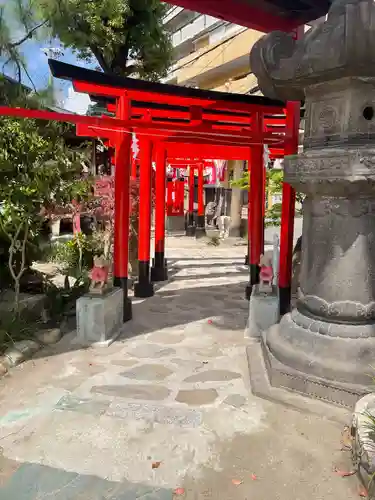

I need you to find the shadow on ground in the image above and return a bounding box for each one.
[0,460,173,500]
[30,256,250,361]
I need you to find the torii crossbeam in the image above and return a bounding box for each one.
[0,59,299,321]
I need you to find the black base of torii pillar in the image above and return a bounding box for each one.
[150,145,168,283]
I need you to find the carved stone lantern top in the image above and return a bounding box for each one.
[250,0,375,102]
[250,0,375,195]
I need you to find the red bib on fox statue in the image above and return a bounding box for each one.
[259,251,274,293]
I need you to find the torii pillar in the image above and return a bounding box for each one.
[151,144,168,282]
[195,163,206,238]
[134,138,154,298]
[250,0,375,406]
[186,166,196,236]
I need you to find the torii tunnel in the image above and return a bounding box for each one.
[0,59,299,323]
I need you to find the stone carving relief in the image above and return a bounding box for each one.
[296,291,375,323]
[249,0,375,102]
[284,150,375,194]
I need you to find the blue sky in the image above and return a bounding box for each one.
[2,3,95,113]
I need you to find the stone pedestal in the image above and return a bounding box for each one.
[195,215,206,239]
[246,285,279,338]
[51,219,60,237]
[249,0,375,406]
[186,225,196,236]
[166,215,185,233]
[76,288,123,346]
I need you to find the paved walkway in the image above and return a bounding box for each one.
[0,236,359,499]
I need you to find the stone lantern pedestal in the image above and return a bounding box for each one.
[249,0,375,407]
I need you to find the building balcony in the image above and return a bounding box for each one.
[163,6,199,32]
[171,14,220,48]
[167,28,263,88]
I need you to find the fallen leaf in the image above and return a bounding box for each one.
[232,479,243,486]
[152,461,162,469]
[359,487,368,497]
[251,474,257,480]
[341,426,353,451]
[174,487,185,495]
[333,467,356,477]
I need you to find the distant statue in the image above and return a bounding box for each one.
[205,201,217,227]
[90,254,111,294]
[217,215,231,239]
[259,251,274,293]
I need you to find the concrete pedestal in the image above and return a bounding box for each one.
[186,225,196,236]
[246,285,279,339]
[195,215,206,239]
[76,288,123,347]
[167,216,185,233]
[51,220,60,237]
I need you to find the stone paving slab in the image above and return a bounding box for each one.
[0,462,172,500]
[106,401,203,428]
[0,235,359,499]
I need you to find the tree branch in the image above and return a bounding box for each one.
[20,60,37,92]
[10,20,48,48]
[110,31,131,75]
[89,44,111,74]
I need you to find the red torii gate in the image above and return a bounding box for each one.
[0,59,299,322]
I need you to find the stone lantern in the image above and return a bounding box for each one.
[250,0,375,407]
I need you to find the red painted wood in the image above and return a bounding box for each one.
[138,138,153,262]
[0,106,287,146]
[166,143,251,160]
[131,158,137,179]
[278,101,300,288]
[155,145,167,253]
[175,179,185,216]
[114,95,131,280]
[189,166,195,214]
[198,164,204,217]
[74,82,284,115]
[108,104,286,127]
[163,0,298,33]
[249,114,264,267]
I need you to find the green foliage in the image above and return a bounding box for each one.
[0,117,90,222]
[43,273,90,321]
[4,0,172,82]
[231,168,305,226]
[265,202,282,228]
[48,232,104,276]
[0,311,40,354]
[0,116,91,308]
[39,0,172,79]
[0,2,48,89]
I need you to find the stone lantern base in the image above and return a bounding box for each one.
[260,325,372,409]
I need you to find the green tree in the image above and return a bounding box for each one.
[0,116,91,311]
[231,168,304,227]
[1,0,172,280]
[3,0,172,82]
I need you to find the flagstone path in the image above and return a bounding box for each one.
[0,235,359,499]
